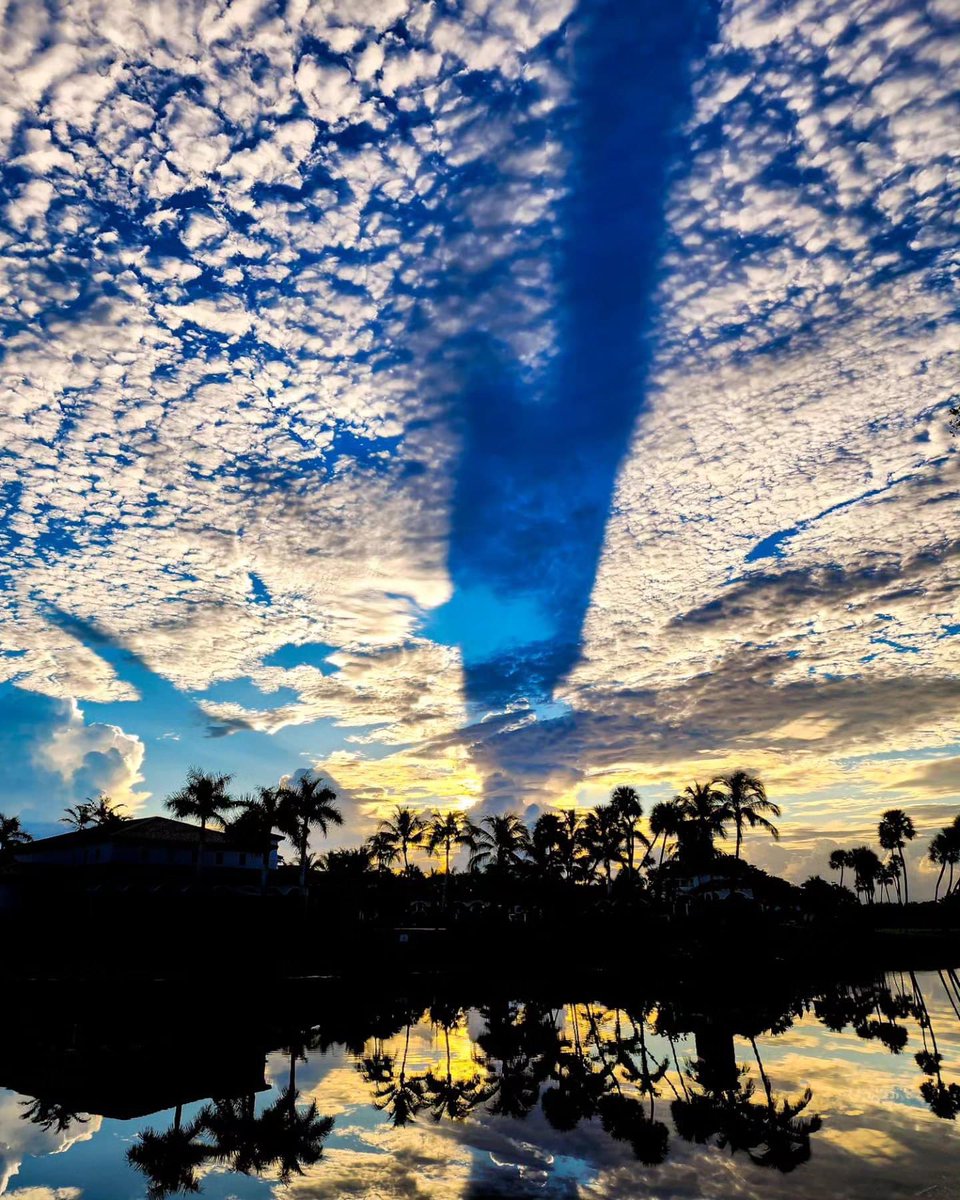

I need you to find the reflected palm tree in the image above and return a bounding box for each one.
[238,1088,334,1183]
[422,1004,484,1121]
[746,1036,822,1171]
[474,1001,561,1119]
[19,1096,88,1134]
[359,1021,428,1126]
[127,1103,212,1199]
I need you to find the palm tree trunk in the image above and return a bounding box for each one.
[299,827,309,892]
[900,847,909,904]
[735,819,742,860]
[443,840,450,910]
[174,1102,183,1132]
[935,860,946,901]
[197,819,207,877]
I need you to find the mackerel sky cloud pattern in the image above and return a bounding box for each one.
[0,0,957,891]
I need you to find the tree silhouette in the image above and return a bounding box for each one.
[0,812,32,862]
[582,804,623,894]
[425,810,470,906]
[165,768,235,874]
[127,1104,213,1199]
[609,786,647,874]
[377,806,425,874]
[715,771,779,859]
[675,782,731,868]
[229,786,283,892]
[529,812,567,880]
[19,1096,88,1135]
[276,774,341,891]
[928,816,960,900]
[466,813,530,873]
[61,794,128,831]
[878,809,916,903]
[557,809,587,880]
[648,799,683,871]
[366,829,401,873]
[828,848,852,890]
[849,845,883,903]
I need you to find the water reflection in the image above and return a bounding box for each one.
[2,969,959,1197]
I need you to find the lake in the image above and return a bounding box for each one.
[2,968,958,1198]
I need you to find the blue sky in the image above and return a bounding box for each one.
[0,0,958,889]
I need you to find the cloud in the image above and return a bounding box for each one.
[0,0,957,883]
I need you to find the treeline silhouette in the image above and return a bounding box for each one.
[3,766,951,911]
[6,967,960,1197]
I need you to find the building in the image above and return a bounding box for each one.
[11,815,279,874]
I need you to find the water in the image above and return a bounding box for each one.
[2,970,958,1198]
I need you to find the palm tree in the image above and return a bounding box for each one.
[928,819,960,899]
[229,786,283,892]
[849,845,883,904]
[0,812,32,862]
[878,809,916,904]
[165,768,235,873]
[609,786,646,874]
[877,860,900,904]
[377,806,425,874]
[425,810,470,906]
[88,794,129,826]
[366,830,400,873]
[276,774,342,891]
[61,803,94,830]
[647,799,683,870]
[828,848,852,890]
[715,771,780,859]
[530,812,566,879]
[675,782,731,868]
[61,795,128,829]
[557,809,587,880]
[426,810,469,875]
[582,804,624,894]
[466,813,530,873]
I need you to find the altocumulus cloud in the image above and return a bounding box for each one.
[0,0,957,883]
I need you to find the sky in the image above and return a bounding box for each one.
[0,0,958,891]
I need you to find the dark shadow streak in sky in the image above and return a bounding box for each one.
[442,2,720,718]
